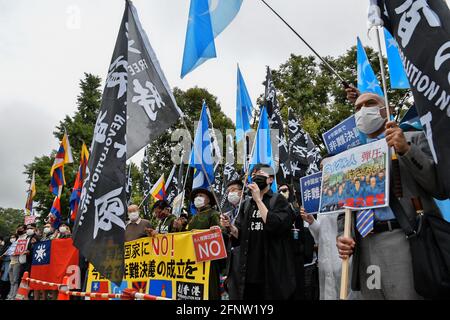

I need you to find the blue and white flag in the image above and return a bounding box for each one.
[236,65,253,144]
[181,0,243,78]
[249,106,277,193]
[357,37,384,96]
[383,28,410,89]
[189,102,215,190]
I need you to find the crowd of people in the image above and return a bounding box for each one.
[0,88,448,301]
[0,223,72,300]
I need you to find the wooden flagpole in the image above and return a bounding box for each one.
[340,208,352,300]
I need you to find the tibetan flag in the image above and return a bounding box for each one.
[30,238,79,290]
[25,171,37,215]
[49,196,62,229]
[357,37,384,96]
[150,174,166,201]
[181,0,243,78]
[70,143,89,221]
[49,132,74,195]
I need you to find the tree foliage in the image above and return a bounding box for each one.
[0,208,25,238]
[268,45,410,152]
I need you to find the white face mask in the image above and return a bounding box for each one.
[194,196,206,209]
[59,227,67,233]
[43,227,51,234]
[128,211,140,222]
[227,192,241,206]
[355,106,386,135]
[10,238,16,243]
[26,229,34,236]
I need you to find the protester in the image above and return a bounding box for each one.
[6,226,24,299]
[151,200,176,235]
[124,204,153,242]
[336,90,447,299]
[278,183,306,300]
[40,224,56,241]
[222,179,244,300]
[19,223,40,283]
[187,187,223,300]
[0,237,12,300]
[55,224,72,239]
[220,164,296,300]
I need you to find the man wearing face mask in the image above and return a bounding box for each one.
[337,90,447,299]
[220,164,295,300]
[125,204,153,242]
[187,187,222,300]
[40,224,56,241]
[150,200,176,235]
[221,179,244,300]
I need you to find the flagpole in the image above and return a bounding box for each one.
[373,26,403,199]
[232,107,264,224]
[181,116,222,214]
[259,0,349,88]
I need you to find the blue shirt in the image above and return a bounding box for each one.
[366,135,396,221]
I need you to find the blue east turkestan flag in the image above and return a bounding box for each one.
[249,106,277,193]
[189,102,215,190]
[383,28,410,89]
[236,65,253,143]
[181,0,243,78]
[357,37,384,97]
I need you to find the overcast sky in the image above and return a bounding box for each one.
[0,0,385,209]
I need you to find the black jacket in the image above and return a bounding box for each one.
[232,191,296,300]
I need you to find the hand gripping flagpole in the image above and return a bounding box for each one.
[372,25,403,199]
[259,0,350,88]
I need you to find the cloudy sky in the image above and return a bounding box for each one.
[0,0,382,209]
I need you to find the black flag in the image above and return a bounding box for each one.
[265,67,291,185]
[73,3,129,284]
[220,134,240,210]
[369,0,450,196]
[125,164,132,205]
[165,164,180,204]
[126,0,183,159]
[141,147,152,218]
[288,108,310,180]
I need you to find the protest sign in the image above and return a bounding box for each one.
[24,215,36,226]
[14,239,29,256]
[86,231,210,300]
[192,228,227,263]
[300,172,322,214]
[319,139,389,214]
[322,115,362,155]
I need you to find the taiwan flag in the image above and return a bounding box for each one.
[91,281,110,300]
[30,238,79,290]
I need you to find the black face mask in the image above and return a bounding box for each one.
[252,175,269,190]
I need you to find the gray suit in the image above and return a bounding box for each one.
[338,131,446,299]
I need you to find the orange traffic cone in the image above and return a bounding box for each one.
[57,276,70,300]
[15,271,30,300]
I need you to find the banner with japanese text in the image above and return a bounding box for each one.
[86,231,210,300]
[322,115,362,156]
[319,139,389,214]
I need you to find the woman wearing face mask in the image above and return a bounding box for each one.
[187,188,222,300]
[56,224,72,239]
[6,227,24,300]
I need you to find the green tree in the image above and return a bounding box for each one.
[141,87,235,210]
[0,208,25,238]
[23,73,102,223]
